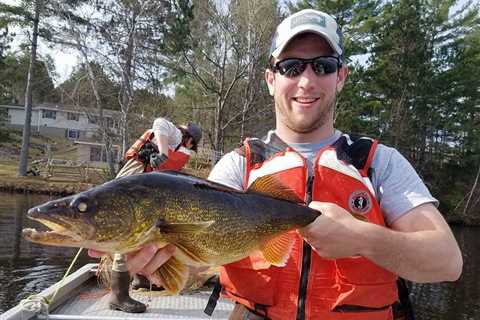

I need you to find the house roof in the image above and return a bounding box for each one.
[0,103,122,117]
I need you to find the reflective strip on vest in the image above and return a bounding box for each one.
[247,151,304,188]
[317,149,376,196]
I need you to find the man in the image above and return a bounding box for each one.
[119,117,202,290]
[119,118,202,175]
[92,9,462,320]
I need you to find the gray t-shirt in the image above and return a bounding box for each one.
[152,117,183,150]
[208,130,438,225]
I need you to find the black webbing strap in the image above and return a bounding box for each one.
[397,278,416,320]
[204,279,222,316]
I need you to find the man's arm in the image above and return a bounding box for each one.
[154,133,170,156]
[301,202,463,283]
[150,118,182,168]
[151,118,182,155]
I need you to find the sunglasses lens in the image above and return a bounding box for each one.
[277,59,306,77]
[312,58,338,75]
[274,56,339,78]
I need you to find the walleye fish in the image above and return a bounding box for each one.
[23,171,319,294]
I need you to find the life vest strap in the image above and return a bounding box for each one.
[204,279,222,316]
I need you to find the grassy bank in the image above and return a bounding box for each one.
[0,160,96,195]
[0,129,210,195]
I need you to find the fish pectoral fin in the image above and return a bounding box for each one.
[259,232,295,267]
[175,242,209,265]
[156,219,214,234]
[152,255,189,295]
[247,174,303,204]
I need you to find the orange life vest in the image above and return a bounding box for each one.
[219,133,398,320]
[124,130,190,172]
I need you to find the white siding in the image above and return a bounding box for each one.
[2,105,119,137]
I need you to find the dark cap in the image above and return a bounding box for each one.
[180,122,202,152]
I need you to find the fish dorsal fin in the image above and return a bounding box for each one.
[247,174,303,204]
[156,219,214,234]
[259,232,295,267]
[152,255,189,295]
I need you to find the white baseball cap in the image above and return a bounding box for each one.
[269,9,344,60]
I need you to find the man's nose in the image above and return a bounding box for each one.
[297,64,318,89]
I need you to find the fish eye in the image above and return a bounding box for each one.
[77,202,88,212]
[70,196,92,214]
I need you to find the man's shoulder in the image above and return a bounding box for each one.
[208,151,245,190]
[153,117,175,126]
[372,143,398,165]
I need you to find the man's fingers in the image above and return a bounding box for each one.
[126,244,159,274]
[141,244,176,276]
[126,244,176,275]
[88,249,106,258]
[308,201,331,212]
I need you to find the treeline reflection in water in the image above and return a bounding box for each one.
[0,192,478,319]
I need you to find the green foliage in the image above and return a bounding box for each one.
[58,62,120,111]
[0,52,58,104]
[289,0,480,219]
[0,107,9,141]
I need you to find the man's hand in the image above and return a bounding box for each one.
[150,153,168,169]
[299,201,365,259]
[301,202,463,282]
[88,244,176,287]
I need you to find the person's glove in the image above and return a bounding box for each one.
[150,153,168,169]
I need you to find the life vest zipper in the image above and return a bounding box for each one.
[296,175,314,320]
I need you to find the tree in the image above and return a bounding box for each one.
[50,0,194,160]
[163,0,279,158]
[0,0,85,175]
[0,52,58,105]
[18,0,41,176]
[0,13,13,62]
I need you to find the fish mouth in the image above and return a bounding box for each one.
[22,207,95,246]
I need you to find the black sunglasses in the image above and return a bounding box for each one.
[271,56,341,78]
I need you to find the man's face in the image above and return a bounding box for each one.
[183,136,194,150]
[265,33,348,141]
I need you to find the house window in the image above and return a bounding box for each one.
[42,110,56,119]
[90,146,103,162]
[106,117,114,128]
[67,112,79,121]
[67,129,80,140]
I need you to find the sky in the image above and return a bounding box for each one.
[2,0,472,86]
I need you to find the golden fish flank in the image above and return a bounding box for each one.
[23,171,320,294]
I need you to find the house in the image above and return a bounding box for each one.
[0,103,122,166]
[0,103,120,140]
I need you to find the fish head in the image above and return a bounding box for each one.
[22,180,148,253]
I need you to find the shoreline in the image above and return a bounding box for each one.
[0,175,94,196]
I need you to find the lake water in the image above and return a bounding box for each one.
[0,191,478,319]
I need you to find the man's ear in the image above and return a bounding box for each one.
[335,64,349,93]
[265,69,275,96]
